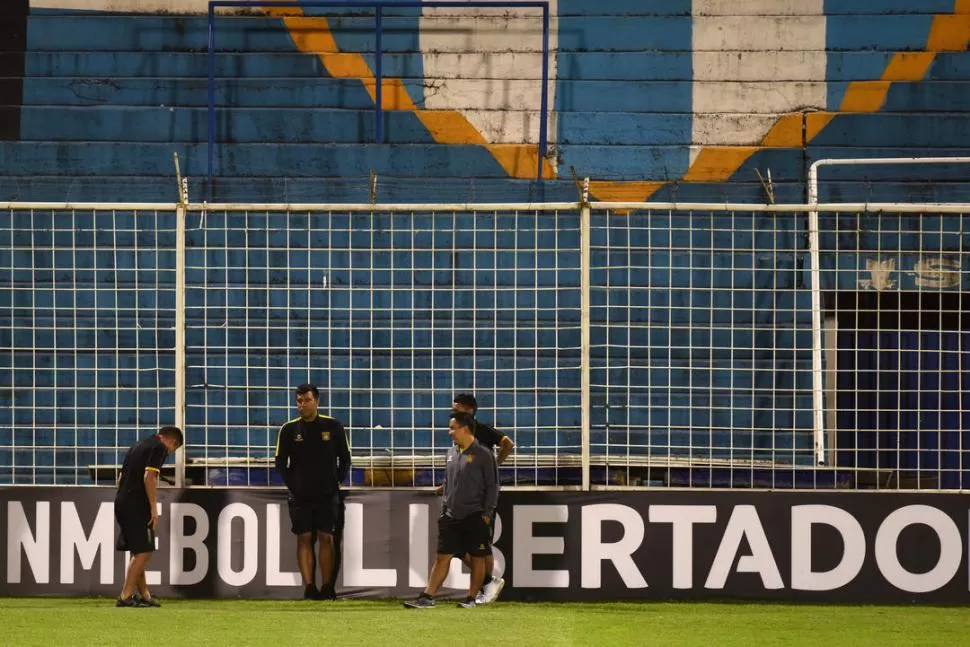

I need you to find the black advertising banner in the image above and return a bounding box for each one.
[1,487,968,604]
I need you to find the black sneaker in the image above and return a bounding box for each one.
[403,594,435,609]
[115,596,138,608]
[303,584,319,600]
[319,584,336,601]
[456,596,477,609]
[135,595,161,608]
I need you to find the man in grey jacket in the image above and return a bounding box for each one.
[404,411,498,609]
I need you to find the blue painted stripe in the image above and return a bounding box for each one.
[827,53,896,82]
[826,15,934,51]
[558,0,690,15]
[558,114,690,145]
[29,14,663,53]
[827,81,970,112]
[823,0,956,14]
[810,114,970,148]
[556,146,687,179]
[22,78,380,108]
[23,77,707,112]
[722,149,808,183]
[24,52,327,78]
[25,51,693,82]
[0,176,578,203]
[819,182,970,203]
[647,183,805,204]
[929,54,970,80]
[557,16,690,51]
[883,81,970,111]
[0,142,512,177]
[19,106,438,144]
[807,147,970,178]
[27,14,449,53]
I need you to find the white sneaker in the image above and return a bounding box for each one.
[475,590,487,605]
[481,577,505,604]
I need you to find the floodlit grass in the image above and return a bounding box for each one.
[1,598,968,646]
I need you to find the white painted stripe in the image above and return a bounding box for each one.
[692,114,795,146]
[693,82,827,114]
[693,0,826,16]
[693,16,826,51]
[693,51,827,82]
[692,1,826,147]
[31,0,244,12]
[420,2,557,144]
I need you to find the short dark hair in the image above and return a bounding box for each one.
[453,393,478,412]
[158,425,184,448]
[296,383,319,399]
[450,411,475,431]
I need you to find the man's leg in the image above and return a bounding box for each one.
[297,532,315,588]
[317,532,335,596]
[120,552,152,601]
[424,553,454,596]
[136,559,151,599]
[468,556,486,601]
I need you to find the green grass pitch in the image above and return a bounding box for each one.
[2,598,968,646]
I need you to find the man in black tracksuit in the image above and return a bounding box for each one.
[114,425,183,608]
[405,411,498,609]
[275,383,351,600]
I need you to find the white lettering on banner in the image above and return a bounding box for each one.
[491,513,506,579]
[6,502,50,584]
[705,505,783,590]
[169,503,209,586]
[790,505,865,591]
[512,505,569,588]
[874,505,961,594]
[343,503,397,587]
[265,504,300,586]
[216,503,258,587]
[581,504,647,589]
[648,505,717,589]
[59,502,113,585]
[408,504,429,588]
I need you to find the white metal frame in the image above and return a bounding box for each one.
[807,157,970,466]
[4,199,970,491]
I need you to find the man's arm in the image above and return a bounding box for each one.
[274,424,295,492]
[335,422,351,485]
[144,443,166,529]
[480,448,498,520]
[144,470,159,529]
[496,434,515,466]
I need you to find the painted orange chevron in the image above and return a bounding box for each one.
[590,4,970,203]
[266,6,555,180]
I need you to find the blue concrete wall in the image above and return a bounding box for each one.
[2,1,970,483]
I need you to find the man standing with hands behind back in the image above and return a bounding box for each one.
[275,383,351,600]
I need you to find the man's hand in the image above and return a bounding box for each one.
[149,510,158,530]
[481,514,491,526]
[434,484,444,495]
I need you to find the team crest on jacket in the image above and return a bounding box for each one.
[465,455,475,463]
[295,433,304,442]
[321,431,330,441]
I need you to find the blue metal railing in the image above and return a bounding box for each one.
[207,0,551,199]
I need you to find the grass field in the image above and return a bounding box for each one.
[2,598,968,646]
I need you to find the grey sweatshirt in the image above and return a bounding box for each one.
[441,438,499,519]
